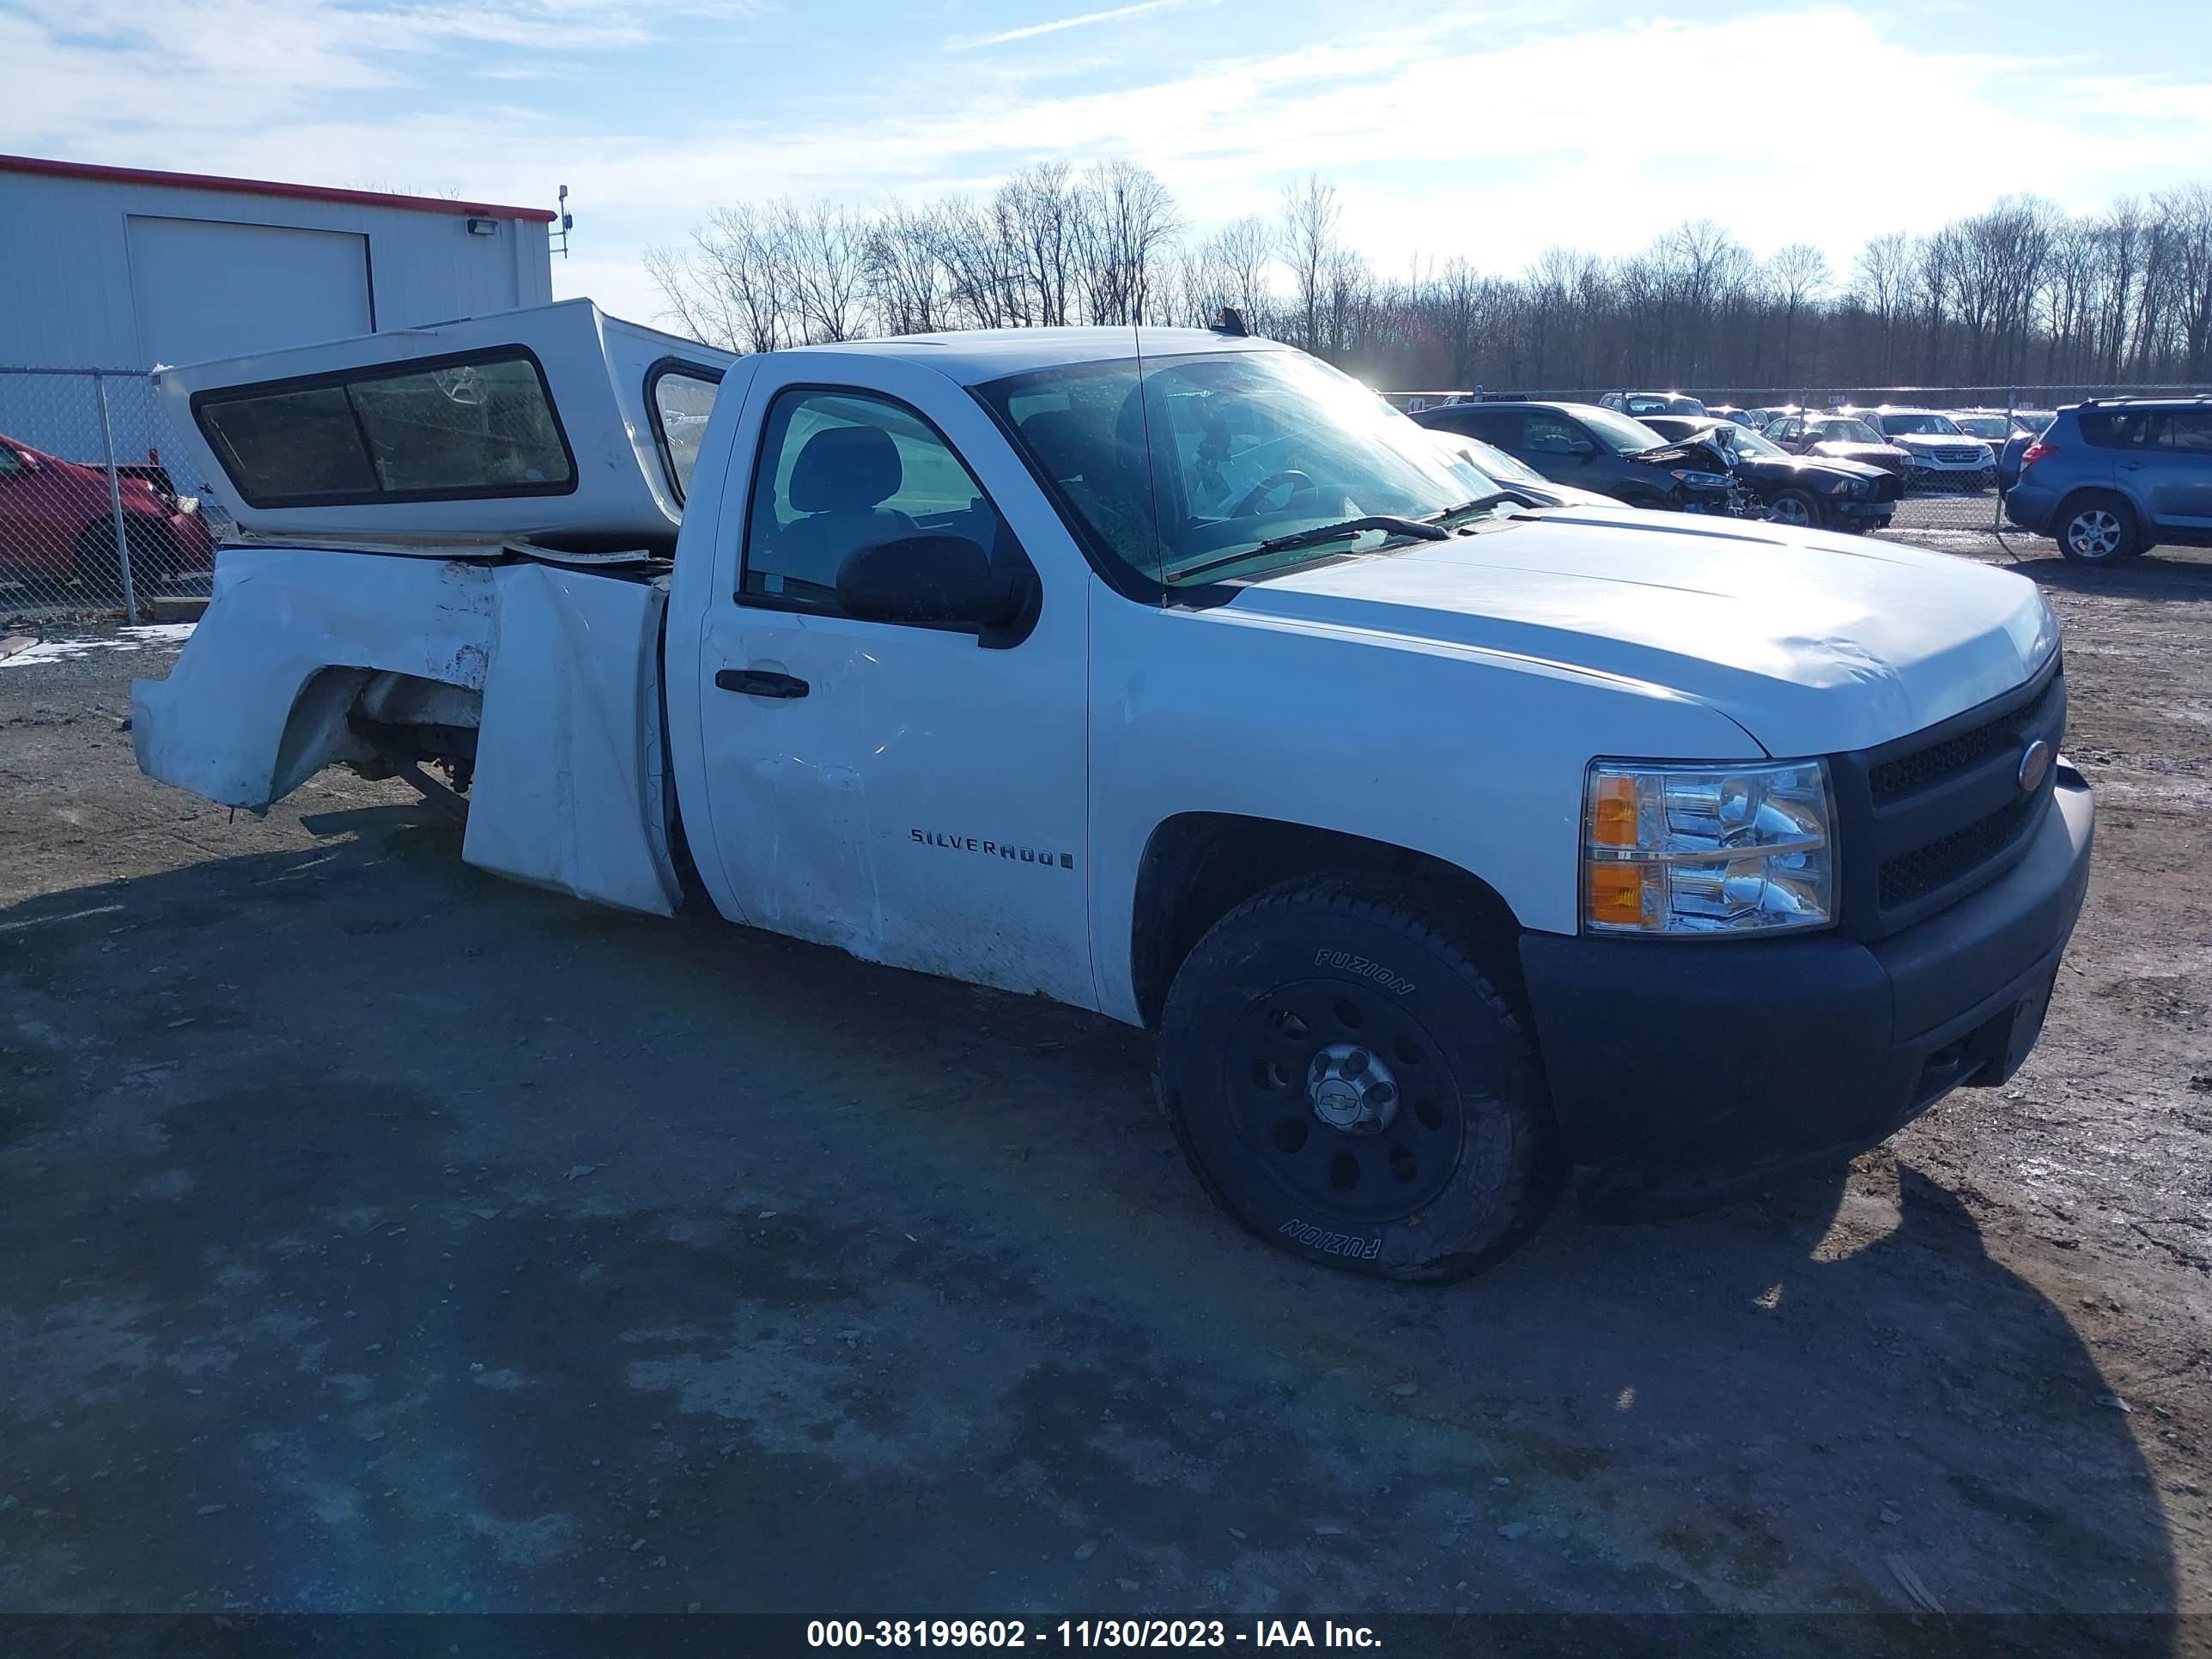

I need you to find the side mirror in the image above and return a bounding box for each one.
[836,532,1036,644]
[1565,437,1596,459]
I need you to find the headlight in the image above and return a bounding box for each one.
[1668,469,1733,488]
[1583,759,1835,936]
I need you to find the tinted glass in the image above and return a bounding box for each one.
[744,388,1003,611]
[196,350,571,506]
[200,385,379,500]
[349,359,569,493]
[979,349,1498,587]
[651,367,721,501]
[2166,410,2212,453]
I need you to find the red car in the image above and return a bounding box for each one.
[0,434,215,598]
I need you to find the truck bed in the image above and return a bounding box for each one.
[133,543,684,916]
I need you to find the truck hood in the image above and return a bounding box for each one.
[1215,514,2055,757]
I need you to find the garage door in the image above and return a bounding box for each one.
[127,216,373,368]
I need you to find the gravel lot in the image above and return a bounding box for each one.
[1,538,2207,1639]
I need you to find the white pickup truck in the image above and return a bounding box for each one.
[134,300,2093,1280]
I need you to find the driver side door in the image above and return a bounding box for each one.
[688,361,1097,1008]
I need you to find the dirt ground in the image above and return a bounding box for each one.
[1,538,2207,1640]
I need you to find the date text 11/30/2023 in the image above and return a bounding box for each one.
[806,1620,1384,1649]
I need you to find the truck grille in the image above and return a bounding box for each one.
[1879,792,2040,908]
[1830,661,2065,939]
[1869,672,2063,805]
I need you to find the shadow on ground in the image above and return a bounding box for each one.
[0,807,2180,1640]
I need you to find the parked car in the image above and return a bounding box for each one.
[1838,408,1997,491]
[1639,416,1899,532]
[2003,397,2212,562]
[0,433,214,597]
[1424,429,1622,509]
[1600,391,1710,418]
[1703,404,1754,427]
[1742,405,1802,432]
[1413,401,1743,514]
[1990,413,2058,492]
[133,303,2094,1279]
[1764,413,1911,477]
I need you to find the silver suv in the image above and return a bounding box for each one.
[1841,407,1997,491]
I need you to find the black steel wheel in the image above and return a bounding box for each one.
[1156,878,1559,1281]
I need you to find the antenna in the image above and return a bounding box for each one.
[553,185,574,258]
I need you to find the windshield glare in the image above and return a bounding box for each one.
[1577,405,1668,454]
[977,349,1504,586]
[1815,419,1881,443]
[1881,411,1964,436]
[1718,422,1785,458]
[1952,415,2010,438]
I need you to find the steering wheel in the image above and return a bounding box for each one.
[1231,470,1315,518]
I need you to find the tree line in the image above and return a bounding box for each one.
[646,162,2212,394]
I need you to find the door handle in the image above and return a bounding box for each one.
[715,668,810,700]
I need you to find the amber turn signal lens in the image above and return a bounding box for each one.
[1590,774,1638,847]
[1586,863,1646,927]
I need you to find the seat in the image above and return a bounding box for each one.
[773,424,917,594]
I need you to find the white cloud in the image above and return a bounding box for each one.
[3,0,2207,328]
[949,0,1209,52]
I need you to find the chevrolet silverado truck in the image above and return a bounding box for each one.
[132,301,2094,1281]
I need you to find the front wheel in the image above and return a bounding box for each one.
[1156,878,1559,1281]
[1765,489,1820,529]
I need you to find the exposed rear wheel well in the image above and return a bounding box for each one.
[1129,812,1524,1030]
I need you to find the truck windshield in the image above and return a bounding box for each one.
[975,349,1503,587]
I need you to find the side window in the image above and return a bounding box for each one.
[1522,412,1583,454]
[742,388,1005,612]
[1773,418,1802,442]
[2166,410,2212,453]
[647,362,722,504]
[0,447,21,478]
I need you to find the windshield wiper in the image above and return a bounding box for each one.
[1423,489,1553,522]
[1174,514,1450,583]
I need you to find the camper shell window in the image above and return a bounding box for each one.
[191,347,578,509]
[645,358,726,506]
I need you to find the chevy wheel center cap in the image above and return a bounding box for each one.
[2017,738,2054,795]
[1312,1081,1364,1129]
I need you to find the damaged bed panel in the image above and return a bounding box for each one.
[463,563,681,916]
[131,548,679,917]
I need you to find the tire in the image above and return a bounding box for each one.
[2054,494,2139,563]
[1765,489,1820,529]
[1155,877,1559,1282]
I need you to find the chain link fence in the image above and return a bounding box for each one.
[0,368,218,629]
[1395,383,2210,544]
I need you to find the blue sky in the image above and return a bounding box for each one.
[4,0,2210,327]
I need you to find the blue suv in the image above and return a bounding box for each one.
[2004,398,2212,562]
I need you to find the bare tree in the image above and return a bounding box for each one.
[1768,243,1831,382]
[1279,174,1341,355]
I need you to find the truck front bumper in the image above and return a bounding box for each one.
[1518,769,2094,1174]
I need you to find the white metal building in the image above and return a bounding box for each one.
[0,153,556,371]
[0,154,556,467]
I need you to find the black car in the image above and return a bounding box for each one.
[1412,400,1743,514]
[1641,416,1900,532]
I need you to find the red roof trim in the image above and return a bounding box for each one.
[0,153,557,222]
